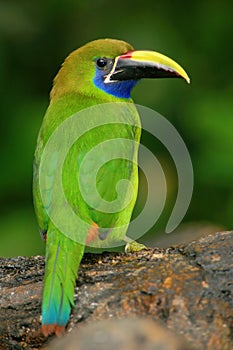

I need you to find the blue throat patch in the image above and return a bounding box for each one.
[93,68,139,99]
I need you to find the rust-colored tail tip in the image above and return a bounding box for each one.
[55,325,66,336]
[41,324,65,337]
[41,324,56,337]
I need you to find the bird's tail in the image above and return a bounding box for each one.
[41,228,85,336]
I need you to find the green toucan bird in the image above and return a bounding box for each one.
[33,38,189,336]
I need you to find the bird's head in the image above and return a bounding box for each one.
[51,38,189,100]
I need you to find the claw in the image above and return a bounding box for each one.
[124,238,147,253]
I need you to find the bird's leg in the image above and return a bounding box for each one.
[123,236,147,253]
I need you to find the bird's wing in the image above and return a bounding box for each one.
[75,120,140,238]
[33,132,54,238]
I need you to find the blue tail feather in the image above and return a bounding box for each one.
[41,229,84,328]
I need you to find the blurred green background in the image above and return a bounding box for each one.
[1,0,232,257]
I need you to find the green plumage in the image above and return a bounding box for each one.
[33,38,189,336]
[33,39,140,336]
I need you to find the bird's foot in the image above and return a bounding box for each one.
[124,236,147,253]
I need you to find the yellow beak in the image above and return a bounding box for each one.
[105,50,190,84]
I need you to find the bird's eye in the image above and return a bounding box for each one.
[96,58,108,69]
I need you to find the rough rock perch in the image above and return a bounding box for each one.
[0,231,232,349]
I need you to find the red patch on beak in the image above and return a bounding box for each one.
[119,51,134,59]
